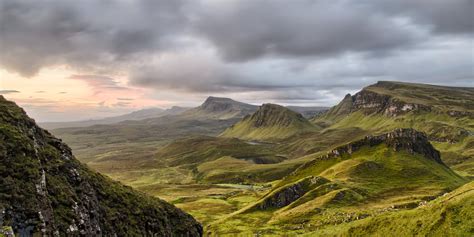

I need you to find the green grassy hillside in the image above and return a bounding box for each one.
[221,104,318,141]
[40,81,473,235]
[312,81,474,176]
[207,129,467,235]
[0,96,202,236]
[310,181,474,236]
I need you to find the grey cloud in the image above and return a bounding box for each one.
[367,0,473,35]
[0,0,472,109]
[193,0,425,62]
[1,0,472,78]
[0,0,189,76]
[193,0,472,62]
[0,90,20,94]
[117,98,134,101]
[130,36,473,103]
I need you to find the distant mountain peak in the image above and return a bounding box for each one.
[201,96,240,110]
[182,96,257,120]
[203,96,234,103]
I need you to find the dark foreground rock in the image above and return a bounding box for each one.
[0,96,202,236]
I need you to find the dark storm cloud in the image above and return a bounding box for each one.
[193,0,473,62]
[193,0,423,62]
[0,0,189,76]
[0,0,472,105]
[367,0,474,35]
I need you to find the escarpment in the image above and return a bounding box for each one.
[294,128,445,179]
[254,176,330,210]
[351,89,432,116]
[0,96,202,236]
[324,128,443,164]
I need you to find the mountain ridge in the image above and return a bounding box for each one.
[317,81,474,123]
[180,96,258,120]
[41,106,189,129]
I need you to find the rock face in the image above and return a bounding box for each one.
[257,176,329,210]
[326,89,431,118]
[322,81,474,119]
[351,89,431,116]
[0,96,202,236]
[324,128,443,164]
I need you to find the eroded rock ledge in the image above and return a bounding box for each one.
[323,128,442,164]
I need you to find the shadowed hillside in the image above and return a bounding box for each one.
[0,96,202,236]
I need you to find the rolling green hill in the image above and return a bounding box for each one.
[221,103,318,141]
[311,81,474,176]
[310,180,474,236]
[207,129,467,235]
[0,96,202,236]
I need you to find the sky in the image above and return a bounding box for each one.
[0,0,473,122]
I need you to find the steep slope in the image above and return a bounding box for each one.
[313,181,474,236]
[208,129,466,235]
[313,81,474,176]
[0,96,202,236]
[181,96,258,120]
[41,106,189,129]
[316,81,473,122]
[221,104,318,141]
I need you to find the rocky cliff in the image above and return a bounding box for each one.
[0,96,202,236]
[294,128,444,176]
[320,81,474,120]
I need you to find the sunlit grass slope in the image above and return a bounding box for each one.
[312,81,474,176]
[310,181,474,237]
[207,129,466,235]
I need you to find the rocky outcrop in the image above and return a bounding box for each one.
[257,176,328,210]
[323,81,473,119]
[351,90,431,117]
[323,128,443,164]
[0,96,202,236]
